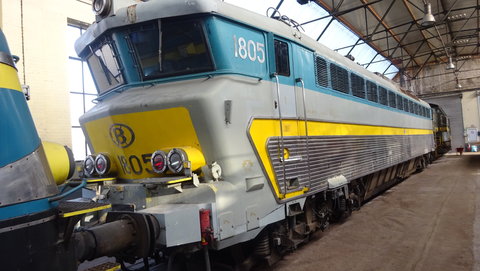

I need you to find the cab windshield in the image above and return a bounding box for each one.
[128,19,214,80]
[86,39,124,94]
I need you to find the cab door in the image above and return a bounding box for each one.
[270,36,311,197]
[273,38,297,118]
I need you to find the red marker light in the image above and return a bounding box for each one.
[94,154,110,176]
[151,150,167,174]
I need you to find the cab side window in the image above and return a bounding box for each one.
[274,39,290,76]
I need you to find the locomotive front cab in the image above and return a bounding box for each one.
[77,8,273,183]
[78,14,222,181]
[85,17,215,95]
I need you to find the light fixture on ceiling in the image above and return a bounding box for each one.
[453,38,470,45]
[456,55,472,61]
[456,78,462,89]
[446,56,455,70]
[421,2,436,27]
[447,13,467,21]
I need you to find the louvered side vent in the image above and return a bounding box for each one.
[366,81,378,102]
[267,134,434,196]
[330,63,349,94]
[378,87,388,105]
[315,56,329,87]
[351,73,365,98]
[388,91,396,108]
[396,95,403,110]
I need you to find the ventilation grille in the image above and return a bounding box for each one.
[397,95,404,110]
[378,87,388,105]
[330,63,349,94]
[366,81,378,102]
[267,134,434,196]
[351,73,365,98]
[315,56,328,87]
[388,91,396,108]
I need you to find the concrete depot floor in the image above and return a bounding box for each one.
[271,153,480,271]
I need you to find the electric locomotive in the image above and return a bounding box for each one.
[430,103,451,156]
[73,0,435,267]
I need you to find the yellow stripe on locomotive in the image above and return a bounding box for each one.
[83,107,206,179]
[0,63,22,92]
[249,118,434,199]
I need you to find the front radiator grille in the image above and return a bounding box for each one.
[267,134,433,195]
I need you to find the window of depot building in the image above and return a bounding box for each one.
[128,19,214,80]
[68,22,94,160]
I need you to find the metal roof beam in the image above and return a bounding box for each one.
[365,52,380,69]
[360,0,419,66]
[312,3,479,47]
[364,0,396,41]
[301,0,383,26]
[333,21,480,53]
[413,52,435,79]
[314,0,346,41]
[316,17,335,41]
[382,22,416,63]
[270,0,284,17]
[451,7,479,42]
[312,0,394,67]
[363,5,479,41]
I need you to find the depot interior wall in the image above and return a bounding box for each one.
[410,59,480,144]
[0,0,94,147]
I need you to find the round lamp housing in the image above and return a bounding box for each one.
[151,150,168,174]
[167,148,188,174]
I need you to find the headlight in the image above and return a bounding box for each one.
[167,148,187,174]
[92,0,112,16]
[151,150,167,174]
[83,155,96,177]
[94,153,115,176]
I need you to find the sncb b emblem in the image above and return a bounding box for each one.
[109,124,135,148]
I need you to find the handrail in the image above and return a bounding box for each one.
[271,73,286,195]
[296,78,312,189]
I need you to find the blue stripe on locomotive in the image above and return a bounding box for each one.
[205,16,430,120]
[0,88,41,167]
[0,29,10,53]
[0,199,57,220]
[206,16,269,79]
[97,15,430,120]
[0,30,41,167]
